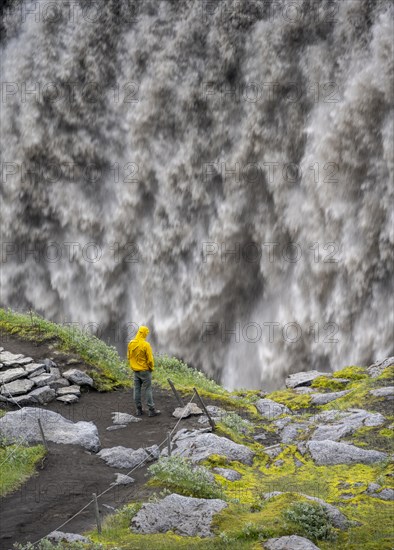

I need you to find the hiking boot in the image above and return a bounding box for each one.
[148,409,161,417]
[136,408,144,416]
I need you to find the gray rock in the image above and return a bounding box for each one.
[131,493,227,537]
[370,386,394,398]
[370,488,394,501]
[25,363,46,377]
[56,394,79,404]
[111,412,141,424]
[264,535,320,549]
[274,459,284,467]
[2,354,33,367]
[264,445,282,459]
[0,408,100,451]
[57,385,81,396]
[47,531,89,544]
[62,369,94,387]
[254,433,267,442]
[31,373,58,388]
[367,482,381,493]
[274,417,292,430]
[367,357,394,378]
[1,378,35,396]
[97,446,148,469]
[285,371,332,389]
[280,422,310,444]
[43,358,57,372]
[212,467,242,481]
[49,367,61,378]
[7,393,37,406]
[112,473,135,485]
[293,386,315,394]
[332,378,351,384]
[173,403,203,418]
[0,394,8,403]
[49,378,70,390]
[294,458,303,467]
[0,351,23,364]
[310,390,350,405]
[0,367,26,384]
[168,429,254,465]
[106,424,127,431]
[307,440,387,465]
[262,492,348,529]
[255,398,291,419]
[29,386,56,405]
[145,444,161,461]
[310,409,386,442]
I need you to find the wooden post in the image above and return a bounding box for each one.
[193,387,216,430]
[37,419,48,451]
[92,493,102,534]
[167,378,184,407]
[167,431,172,456]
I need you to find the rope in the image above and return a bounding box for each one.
[31,390,198,546]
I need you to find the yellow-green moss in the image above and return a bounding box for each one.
[333,366,368,380]
[376,365,394,381]
[266,389,312,410]
[311,376,352,391]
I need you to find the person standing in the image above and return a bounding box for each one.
[127,325,161,417]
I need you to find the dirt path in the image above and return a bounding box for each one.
[0,333,204,549]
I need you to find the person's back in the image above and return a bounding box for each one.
[127,326,160,417]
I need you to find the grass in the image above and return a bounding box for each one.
[0,443,46,496]
[2,308,394,549]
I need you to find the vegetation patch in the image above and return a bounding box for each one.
[0,443,46,496]
[283,500,336,542]
[147,455,224,499]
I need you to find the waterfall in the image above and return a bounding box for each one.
[1,0,393,389]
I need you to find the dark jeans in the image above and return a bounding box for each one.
[134,370,154,410]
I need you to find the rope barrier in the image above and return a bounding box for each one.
[31,389,198,546]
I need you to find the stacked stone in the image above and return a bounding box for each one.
[0,348,94,406]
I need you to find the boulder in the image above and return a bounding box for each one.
[263,445,283,459]
[255,398,291,419]
[47,532,89,544]
[307,440,387,465]
[0,367,26,384]
[173,403,203,418]
[29,386,56,405]
[57,394,79,404]
[366,483,394,500]
[285,371,332,389]
[264,535,320,549]
[145,444,161,460]
[1,378,35,396]
[367,357,394,378]
[310,390,350,405]
[168,429,254,465]
[131,493,227,537]
[310,409,386,442]
[254,433,267,442]
[62,369,94,387]
[111,412,141,424]
[0,351,23,364]
[0,408,100,452]
[7,393,37,406]
[293,386,315,394]
[57,385,81,396]
[97,446,148,469]
[212,467,242,481]
[370,387,394,398]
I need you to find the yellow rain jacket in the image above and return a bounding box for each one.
[127,326,155,372]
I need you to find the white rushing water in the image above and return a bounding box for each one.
[1,0,393,389]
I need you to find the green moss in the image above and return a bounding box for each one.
[332,366,368,380]
[376,365,394,381]
[0,444,46,496]
[311,376,352,391]
[266,389,312,410]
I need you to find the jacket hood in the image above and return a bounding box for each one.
[130,326,150,351]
